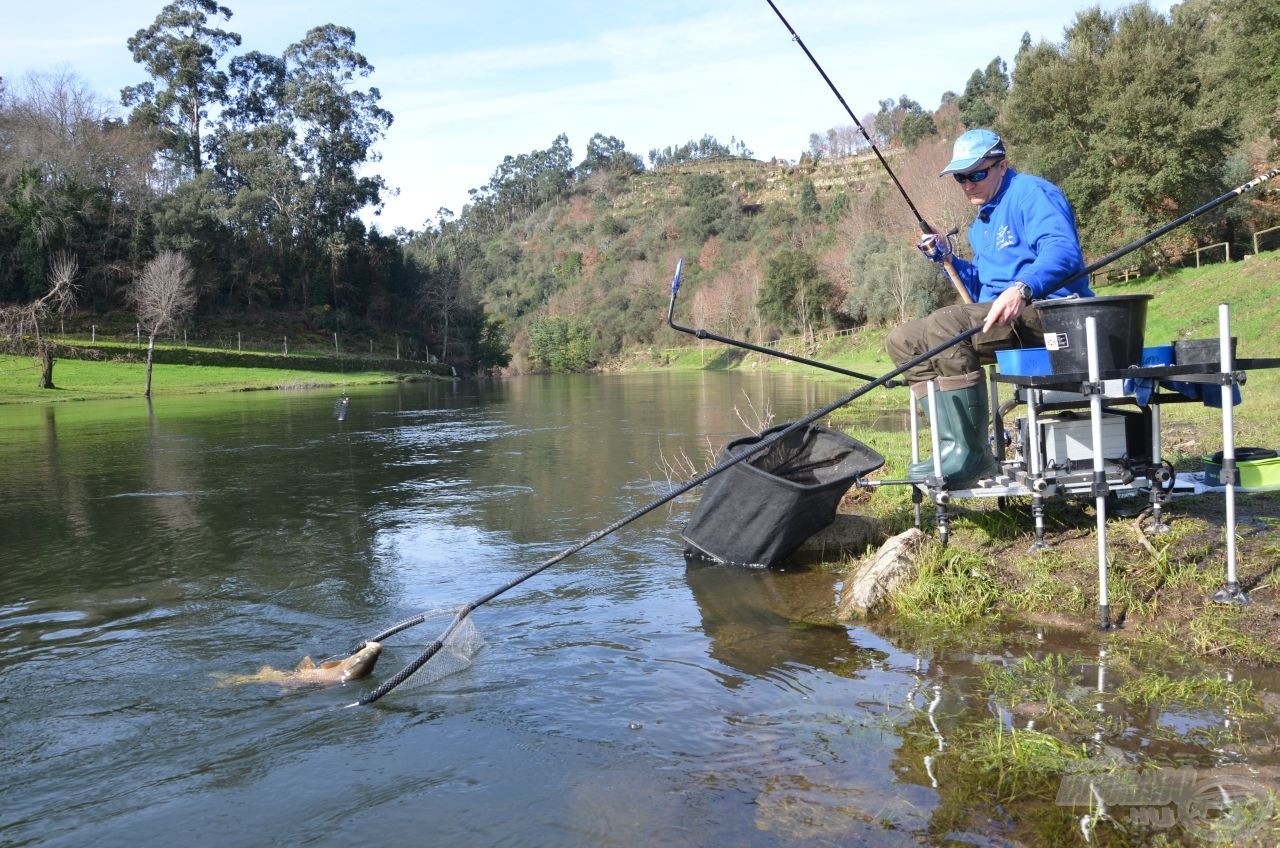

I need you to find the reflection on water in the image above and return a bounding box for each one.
[684,561,882,684]
[1,373,1275,847]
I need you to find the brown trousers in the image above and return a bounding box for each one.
[885,302,1044,391]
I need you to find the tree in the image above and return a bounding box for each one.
[128,250,197,397]
[0,252,78,388]
[123,0,242,175]
[527,315,594,372]
[646,135,741,168]
[0,70,155,308]
[1191,0,1280,156]
[466,135,574,230]
[874,96,937,148]
[579,133,642,177]
[283,25,392,233]
[956,58,1009,129]
[681,173,745,242]
[798,179,821,222]
[839,233,951,326]
[758,249,832,338]
[1004,5,1235,257]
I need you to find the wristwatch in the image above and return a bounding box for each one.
[1012,281,1034,303]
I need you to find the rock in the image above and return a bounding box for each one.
[795,513,882,560]
[836,528,928,619]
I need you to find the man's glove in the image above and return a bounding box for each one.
[916,232,953,263]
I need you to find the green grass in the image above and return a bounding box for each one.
[985,654,1095,723]
[0,353,421,404]
[1113,666,1258,713]
[889,543,1004,632]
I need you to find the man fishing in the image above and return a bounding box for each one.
[886,128,1093,487]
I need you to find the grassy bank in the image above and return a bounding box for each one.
[0,353,438,404]
[632,256,1280,663]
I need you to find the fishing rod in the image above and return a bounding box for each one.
[764,0,973,304]
[349,322,983,706]
[665,259,884,383]
[352,162,1277,705]
[1067,166,1280,285]
[666,161,1275,386]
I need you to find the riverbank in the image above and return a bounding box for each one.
[0,352,446,404]
[817,448,1280,846]
[840,483,1280,659]
[634,255,1280,663]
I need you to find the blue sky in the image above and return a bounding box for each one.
[3,0,1174,233]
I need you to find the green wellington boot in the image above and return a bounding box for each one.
[908,383,1000,487]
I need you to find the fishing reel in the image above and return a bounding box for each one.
[917,227,960,263]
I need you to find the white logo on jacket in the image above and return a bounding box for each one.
[995,225,1016,250]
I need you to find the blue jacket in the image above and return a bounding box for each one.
[950,167,1092,303]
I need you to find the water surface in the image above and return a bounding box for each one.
[1,373,1273,847]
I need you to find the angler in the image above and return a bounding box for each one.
[887,129,1094,488]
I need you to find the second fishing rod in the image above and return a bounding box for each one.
[765,0,973,304]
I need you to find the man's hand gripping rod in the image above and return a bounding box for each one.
[765,0,972,304]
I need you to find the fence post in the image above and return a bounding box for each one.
[136,323,141,347]
[283,337,288,356]
[92,325,96,343]
[237,332,241,352]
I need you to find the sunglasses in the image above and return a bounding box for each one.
[953,163,1001,184]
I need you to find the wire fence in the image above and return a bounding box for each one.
[47,321,437,366]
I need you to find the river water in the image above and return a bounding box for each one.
[1,373,1275,847]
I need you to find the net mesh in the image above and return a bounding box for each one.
[392,606,485,688]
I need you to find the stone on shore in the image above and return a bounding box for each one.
[836,528,928,619]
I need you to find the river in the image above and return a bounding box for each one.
[1,372,1274,847]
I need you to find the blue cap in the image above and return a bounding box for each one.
[939,129,1006,176]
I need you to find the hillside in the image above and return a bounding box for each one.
[454,139,1277,376]
[5,2,1277,378]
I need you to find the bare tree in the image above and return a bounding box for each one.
[128,251,197,397]
[0,252,79,388]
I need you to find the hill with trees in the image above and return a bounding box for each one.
[2,0,1277,377]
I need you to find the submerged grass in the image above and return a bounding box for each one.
[917,708,1280,847]
[945,720,1086,803]
[985,654,1096,723]
[919,718,1097,844]
[897,642,1276,846]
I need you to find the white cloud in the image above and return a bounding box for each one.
[3,0,1173,233]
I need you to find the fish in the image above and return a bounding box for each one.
[215,640,382,688]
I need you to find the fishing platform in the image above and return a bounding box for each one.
[894,298,1280,628]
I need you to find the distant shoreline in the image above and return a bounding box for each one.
[0,353,448,405]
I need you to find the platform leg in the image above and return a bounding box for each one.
[1028,494,1051,553]
[1086,318,1115,631]
[1211,304,1250,606]
[936,498,951,548]
[1146,402,1171,534]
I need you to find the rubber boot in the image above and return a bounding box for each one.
[908,383,999,487]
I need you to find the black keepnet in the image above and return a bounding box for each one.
[681,423,884,568]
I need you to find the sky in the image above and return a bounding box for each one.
[3,0,1176,234]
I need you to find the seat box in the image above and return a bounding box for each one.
[1040,412,1129,466]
